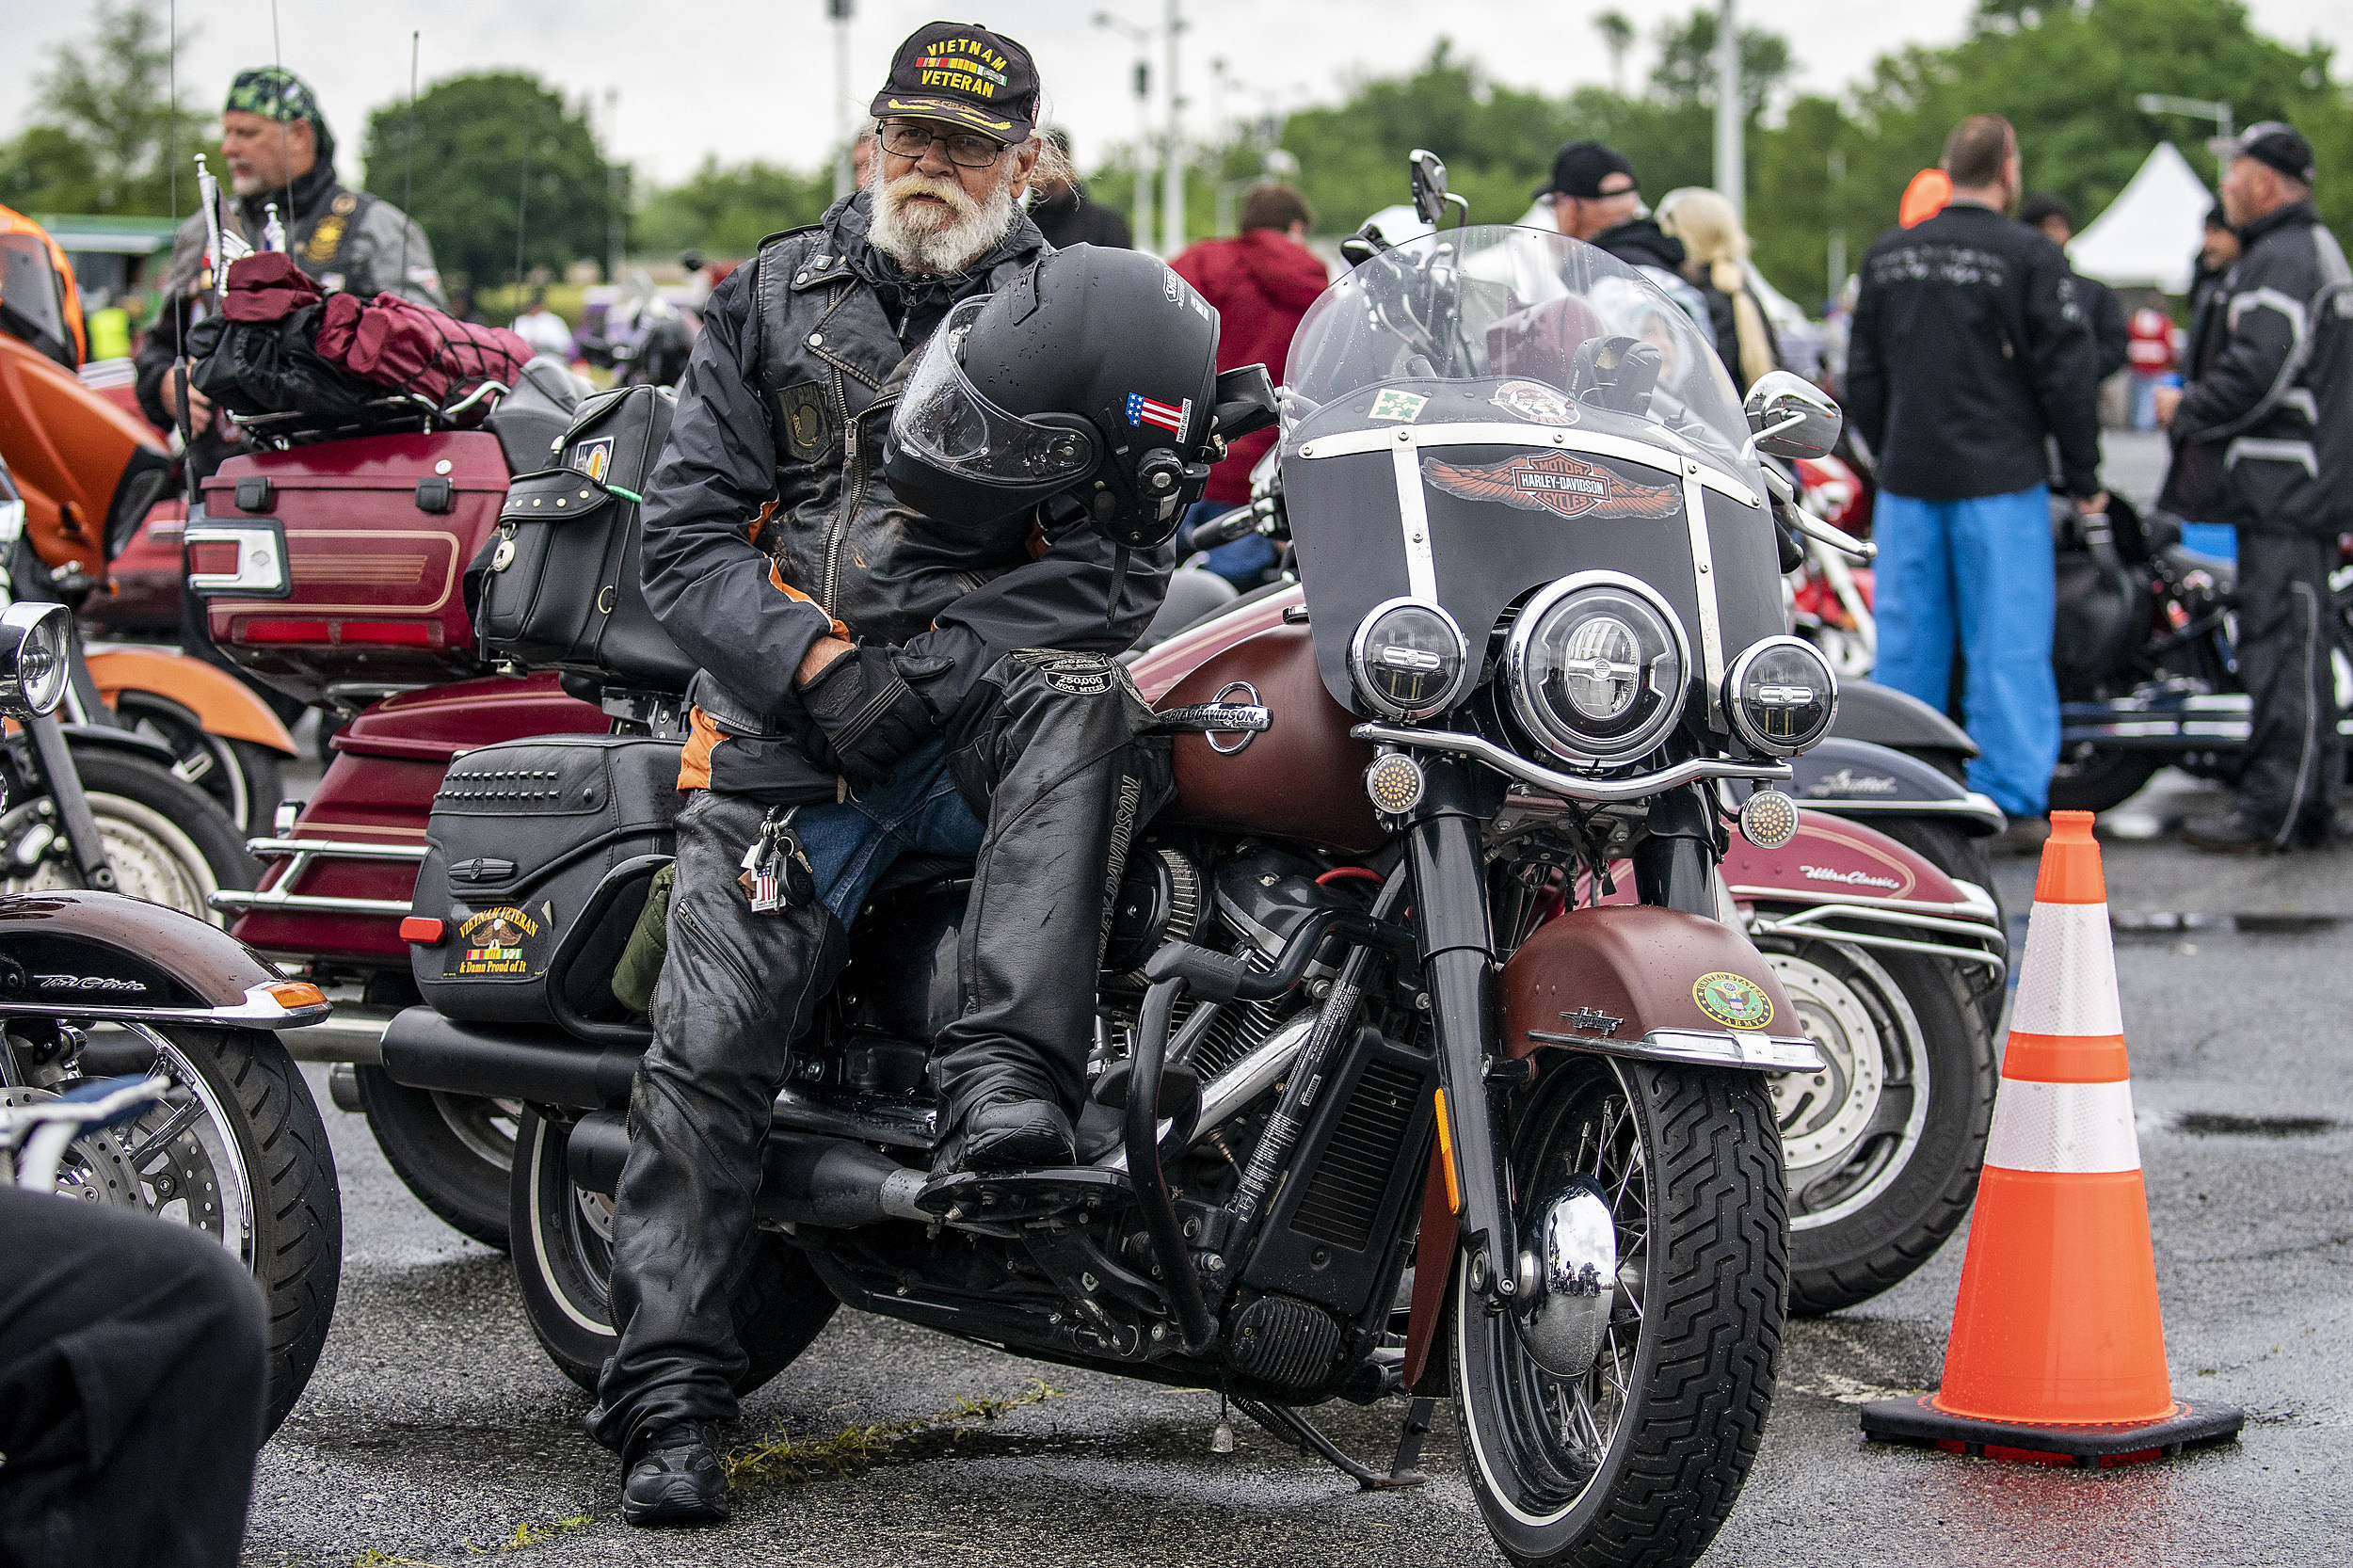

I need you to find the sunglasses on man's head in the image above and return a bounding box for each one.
[879,122,1007,168]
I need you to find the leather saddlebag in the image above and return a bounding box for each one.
[473,383,696,691]
[410,734,682,1029]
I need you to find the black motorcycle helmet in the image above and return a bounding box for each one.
[884,245,1221,549]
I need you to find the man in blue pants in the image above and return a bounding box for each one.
[1845,113,2105,838]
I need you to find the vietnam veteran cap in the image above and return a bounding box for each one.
[871,21,1040,145]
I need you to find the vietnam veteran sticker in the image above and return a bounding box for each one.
[1693,971,1774,1030]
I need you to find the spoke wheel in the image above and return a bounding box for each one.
[1454,1056,1785,1568]
[1759,937,1996,1315]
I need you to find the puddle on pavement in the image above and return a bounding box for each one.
[2172,1112,2343,1138]
[2109,911,2346,936]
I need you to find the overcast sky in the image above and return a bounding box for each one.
[3,0,2349,190]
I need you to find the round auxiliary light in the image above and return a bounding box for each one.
[1348,597,1469,722]
[1739,788,1800,850]
[1505,572,1690,766]
[1364,751,1427,815]
[1723,635,1838,758]
[0,601,72,720]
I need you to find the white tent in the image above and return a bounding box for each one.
[2068,142,2213,294]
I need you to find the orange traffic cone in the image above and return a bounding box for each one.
[1861,811,2242,1466]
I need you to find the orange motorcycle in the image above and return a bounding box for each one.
[0,204,296,831]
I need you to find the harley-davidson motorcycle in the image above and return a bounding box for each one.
[0,590,341,1437]
[361,166,2001,1561]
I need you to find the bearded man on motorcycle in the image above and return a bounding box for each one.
[585,23,1214,1526]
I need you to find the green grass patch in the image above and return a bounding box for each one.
[726,1379,1065,1488]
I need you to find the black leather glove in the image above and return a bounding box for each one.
[796,645,942,789]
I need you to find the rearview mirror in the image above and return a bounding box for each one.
[1409,150,1449,228]
[1741,371,1843,461]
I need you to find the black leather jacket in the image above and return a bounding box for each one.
[639,192,1172,796]
[2161,200,2353,538]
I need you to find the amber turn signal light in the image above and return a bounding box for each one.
[264,981,328,1010]
[398,917,446,945]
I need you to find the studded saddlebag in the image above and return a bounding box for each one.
[409,734,683,1031]
[471,382,697,691]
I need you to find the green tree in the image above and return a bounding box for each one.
[1594,11,1636,96]
[635,157,834,257]
[360,73,613,289]
[1651,8,1795,115]
[0,0,211,216]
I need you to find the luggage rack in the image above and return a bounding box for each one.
[228,379,510,452]
[211,835,429,919]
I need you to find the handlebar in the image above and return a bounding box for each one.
[1179,505,1259,555]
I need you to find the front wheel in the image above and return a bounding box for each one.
[1454,1057,1785,1568]
[7,1024,342,1436]
[508,1108,838,1393]
[0,753,257,923]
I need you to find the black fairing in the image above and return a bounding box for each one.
[1282,379,1785,725]
[1827,680,1980,762]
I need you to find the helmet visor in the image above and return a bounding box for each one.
[893,296,1098,489]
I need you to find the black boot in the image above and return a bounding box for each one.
[621,1421,728,1527]
[934,1090,1077,1175]
[2181,809,2279,854]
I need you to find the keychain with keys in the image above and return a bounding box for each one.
[738,806,816,913]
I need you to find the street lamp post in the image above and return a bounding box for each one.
[830,0,855,201]
[1714,0,1743,221]
[1162,0,1186,257]
[1093,12,1155,254]
[2135,93,2233,170]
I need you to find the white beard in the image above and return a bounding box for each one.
[230,171,264,198]
[867,166,1018,275]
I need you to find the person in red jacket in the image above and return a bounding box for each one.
[1170,184,1327,584]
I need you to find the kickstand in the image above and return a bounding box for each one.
[1231,1396,1432,1492]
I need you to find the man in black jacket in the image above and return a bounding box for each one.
[135,67,440,482]
[2021,193,2130,381]
[1541,141,1717,351]
[2157,123,2349,851]
[1846,113,2105,828]
[1027,128,1132,249]
[586,24,1174,1527]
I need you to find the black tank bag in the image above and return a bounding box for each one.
[410,734,683,1032]
[472,383,698,690]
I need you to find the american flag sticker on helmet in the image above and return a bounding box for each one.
[1126,392,1193,439]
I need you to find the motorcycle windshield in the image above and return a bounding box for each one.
[1280,224,1786,729]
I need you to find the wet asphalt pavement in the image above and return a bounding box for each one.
[237,763,2353,1568]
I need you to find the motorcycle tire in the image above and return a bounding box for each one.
[1454,1056,1785,1568]
[508,1108,837,1394]
[355,1066,515,1251]
[0,753,257,923]
[24,1025,343,1438]
[1863,818,2009,1035]
[2047,746,2164,815]
[1756,938,1996,1317]
[112,689,285,835]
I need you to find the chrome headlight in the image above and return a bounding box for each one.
[0,602,70,720]
[1723,635,1837,757]
[1349,597,1469,721]
[1506,573,1690,765]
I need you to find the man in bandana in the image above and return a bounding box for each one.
[135,66,443,480]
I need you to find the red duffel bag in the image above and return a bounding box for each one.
[315,292,533,406]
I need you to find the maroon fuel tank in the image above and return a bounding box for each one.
[1142,596,1384,856]
[229,674,603,966]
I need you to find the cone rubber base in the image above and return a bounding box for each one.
[1861,1393,2243,1468]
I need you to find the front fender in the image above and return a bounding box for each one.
[1500,904,1824,1072]
[85,647,299,754]
[1788,737,2006,836]
[0,890,328,1028]
[56,722,179,768]
[1723,811,2009,980]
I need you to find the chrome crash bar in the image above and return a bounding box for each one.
[1740,899,2009,977]
[1351,723,1790,803]
[209,836,430,919]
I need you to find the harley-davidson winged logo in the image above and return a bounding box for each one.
[1422,452,1680,520]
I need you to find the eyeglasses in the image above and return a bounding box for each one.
[878,122,1007,169]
